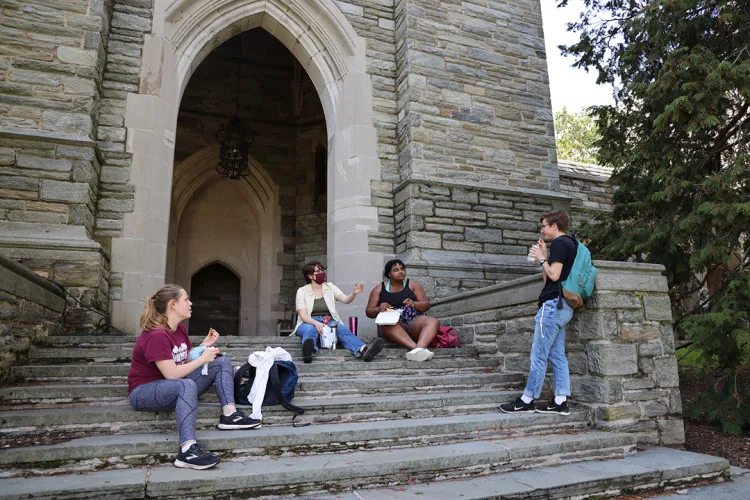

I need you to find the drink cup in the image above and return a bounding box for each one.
[527,244,538,263]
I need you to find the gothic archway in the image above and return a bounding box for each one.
[111,0,385,334]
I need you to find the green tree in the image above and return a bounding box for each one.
[554,106,600,163]
[560,0,750,434]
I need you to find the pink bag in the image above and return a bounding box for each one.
[431,325,461,348]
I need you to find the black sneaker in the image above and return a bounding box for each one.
[536,401,571,415]
[174,443,220,470]
[362,338,385,362]
[302,338,315,364]
[500,397,535,413]
[217,410,262,430]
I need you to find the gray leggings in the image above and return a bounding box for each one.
[128,355,235,445]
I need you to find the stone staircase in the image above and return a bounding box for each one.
[0,334,731,499]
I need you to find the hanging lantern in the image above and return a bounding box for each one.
[216,117,253,180]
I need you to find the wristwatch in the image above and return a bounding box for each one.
[539,259,547,266]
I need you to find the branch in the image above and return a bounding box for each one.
[709,102,750,157]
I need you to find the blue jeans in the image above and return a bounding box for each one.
[295,315,366,357]
[523,298,574,400]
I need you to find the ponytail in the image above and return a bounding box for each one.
[140,284,185,331]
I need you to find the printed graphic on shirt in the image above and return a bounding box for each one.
[172,343,188,365]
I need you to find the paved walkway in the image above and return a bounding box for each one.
[651,466,750,499]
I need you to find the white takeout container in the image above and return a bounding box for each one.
[375,309,401,325]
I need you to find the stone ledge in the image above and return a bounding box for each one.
[431,274,539,314]
[559,172,611,183]
[0,254,65,309]
[0,127,95,147]
[593,260,666,273]
[395,177,573,202]
[399,247,540,271]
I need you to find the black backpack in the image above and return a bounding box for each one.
[233,360,305,417]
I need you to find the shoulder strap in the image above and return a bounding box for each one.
[561,234,578,245]
[385,279,391,293]
[268,363,305,416]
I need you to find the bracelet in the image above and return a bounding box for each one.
[539,259,547,266]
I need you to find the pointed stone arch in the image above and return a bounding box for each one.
[191,258,245,282]
[189,260,242,336]
[170,144,276,229]
[112,0,386,334]
[166,146,283,335]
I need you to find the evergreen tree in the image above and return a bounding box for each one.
[560,0,750,433]
[554,106,600,163]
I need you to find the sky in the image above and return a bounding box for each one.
[540,0,615,113]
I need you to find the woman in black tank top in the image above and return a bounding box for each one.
[365,259,440,361]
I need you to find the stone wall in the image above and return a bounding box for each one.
[387,0,580,295]
[558,160,614,227]
[394,0,555,187]
[332,1,399,257]
[395,179,569,298]
[92,0,153,315]
[0,0,117,330]
[430,260,684,446]
[0,253,65,383]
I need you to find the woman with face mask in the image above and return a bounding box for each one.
[292,261,384,364]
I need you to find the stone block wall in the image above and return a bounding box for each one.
[332,1,399,257]
[558,160,614,227]
[92,0,152,310]
[395,180,569,298]
[430,260,684,446]
[0,253,65,383]
[394,0,555,188]
[387,0,579,296]
[0,0,116,330]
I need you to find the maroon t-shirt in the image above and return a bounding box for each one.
[127,323,192,393]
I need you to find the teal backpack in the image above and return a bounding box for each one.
[558,235,597,309]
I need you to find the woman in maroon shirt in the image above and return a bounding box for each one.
[127,284,258,470]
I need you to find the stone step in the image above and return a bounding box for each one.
[0,411,592,475]
[298,447,730,500]
[43,334,300,347]
[27,346,475,364]
[0,391,522,437]
[0,430,636,493]
[12,358,500,382]
[0,372,524,406]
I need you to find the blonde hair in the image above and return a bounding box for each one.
[140,284,185,331]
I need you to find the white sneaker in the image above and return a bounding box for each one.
[406,347,431,362]
[423,348,434,360]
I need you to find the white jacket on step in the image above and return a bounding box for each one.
[247,347,292,420]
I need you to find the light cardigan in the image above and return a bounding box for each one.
[291,282,347,335]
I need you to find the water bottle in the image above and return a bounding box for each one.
[331,323,337,349]
[527,244,538,263]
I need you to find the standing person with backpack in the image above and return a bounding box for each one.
[127,284,260,471]
[500,210,580,416]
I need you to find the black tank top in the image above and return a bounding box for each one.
[379,279,418,308]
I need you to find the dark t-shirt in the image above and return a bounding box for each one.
[538,235,577,307]
[127,323,192,393]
